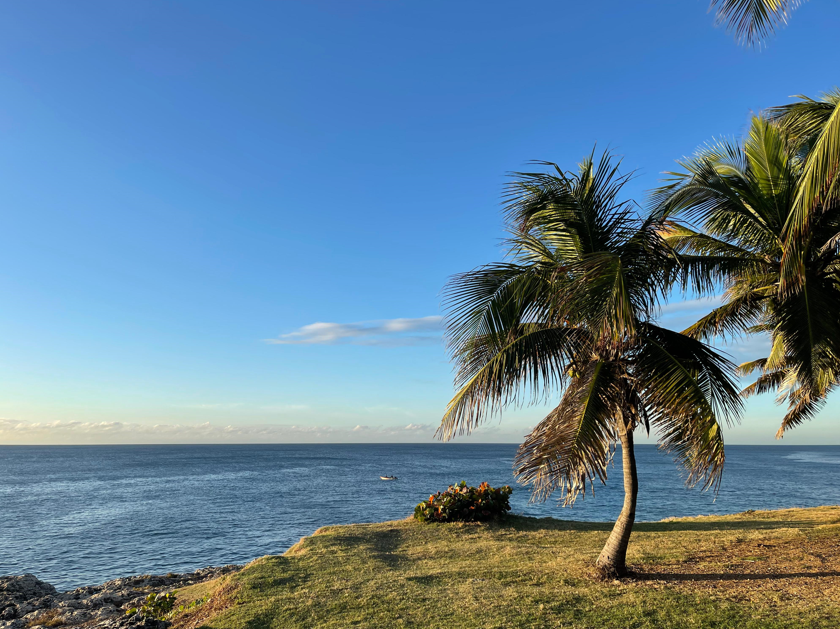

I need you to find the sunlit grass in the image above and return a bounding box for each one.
[172,506,840,629]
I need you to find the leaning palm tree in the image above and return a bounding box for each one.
[654,115,840,437]
[437,152,743,578]
[710,0,806,46]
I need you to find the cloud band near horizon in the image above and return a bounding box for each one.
[0,418,436,445]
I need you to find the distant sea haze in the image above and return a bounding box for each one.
[2,444,839,590]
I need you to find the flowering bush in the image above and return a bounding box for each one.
[414,481,512,523]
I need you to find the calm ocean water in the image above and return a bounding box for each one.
[2,443,839,590]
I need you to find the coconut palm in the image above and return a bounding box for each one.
[437,152,743,578]
[710,0,806,46]
[654,115,840,437]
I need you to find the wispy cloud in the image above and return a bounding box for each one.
[266,316,442,346]
[363,405,416,418]
[0,418,440,444]
[260,404,311,413]
[174,403,246,410]
[173,403,310,414]
[660,295,723,315]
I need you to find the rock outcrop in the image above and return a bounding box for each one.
[0,565,240,629]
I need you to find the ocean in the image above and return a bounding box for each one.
[2,443,839,590]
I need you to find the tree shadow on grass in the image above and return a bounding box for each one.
[635,570,840,582]
[335,527,405,569]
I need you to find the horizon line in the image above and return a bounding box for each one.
[0,442,836,447]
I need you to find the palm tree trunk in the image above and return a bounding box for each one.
[595,419,638,579]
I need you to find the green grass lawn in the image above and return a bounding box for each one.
[173,506,840,629]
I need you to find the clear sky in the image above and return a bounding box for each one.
[0,1,838,445]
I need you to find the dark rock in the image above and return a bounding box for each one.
[0,574,57,605]
[0,565,241,628]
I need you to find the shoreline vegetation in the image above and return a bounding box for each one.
[6,505,839,629]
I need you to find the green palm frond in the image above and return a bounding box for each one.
[655,132,788,257]
[504,152,636,257]
[437,325,587,441]
[710,0,804,47]
[443,263,559,354]
[636,324,743,490]
[682,289,767,341]
[773,91,840,263]
[773,268,840,387]
[738,357,768,375]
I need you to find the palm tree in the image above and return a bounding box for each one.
[654,115,840,437]
[437,152,743,578]
[709,0,806,46]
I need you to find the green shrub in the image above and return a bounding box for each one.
[126,591,177,620]
[414,481,512,523]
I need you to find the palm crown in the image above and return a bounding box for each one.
[438,152,743,576]
[655,114,840,437]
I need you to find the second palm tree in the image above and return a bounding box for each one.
[437,152,743,577]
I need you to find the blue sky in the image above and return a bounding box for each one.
[0,1,838,444]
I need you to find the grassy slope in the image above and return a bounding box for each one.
[173,506,840,629]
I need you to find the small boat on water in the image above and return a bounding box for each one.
[380,475,397,481]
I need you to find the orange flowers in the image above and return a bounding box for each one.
[413,481,513,523]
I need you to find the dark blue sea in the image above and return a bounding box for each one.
[2,444,839,590]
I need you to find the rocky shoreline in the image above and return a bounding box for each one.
[0,566,241,629]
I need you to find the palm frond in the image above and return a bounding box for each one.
[767,89,840,150]
[514,360,619,504]
[773,268,840,389]
[442,263,557,356]
[636,324,743,490]
[682,288,767,341]
[741,370,786,397]
[775,389,826,437]
[437,325,587,440]
[737,357,768,375]
[710,0,803,47]
[768,91,840,298]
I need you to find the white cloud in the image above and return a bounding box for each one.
[404,423,432,431]
[266,316,442,346]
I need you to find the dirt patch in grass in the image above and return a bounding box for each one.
[634,527,840,607]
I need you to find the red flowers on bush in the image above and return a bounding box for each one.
[413,481,512,523]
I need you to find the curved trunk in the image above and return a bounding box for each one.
[595,419,638,579]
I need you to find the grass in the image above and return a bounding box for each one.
[171,506,840,629]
